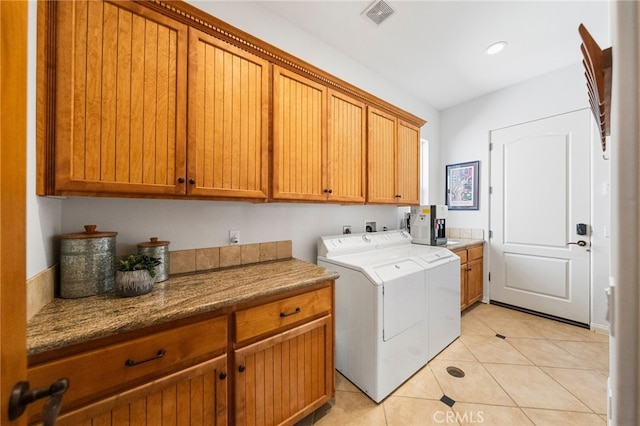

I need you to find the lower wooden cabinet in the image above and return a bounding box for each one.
[233,284,335,426]
[27,283,334,426]
[454,243,484,310]
[234,316,333,425]
[55,355,228,426]
[27,315,228,424]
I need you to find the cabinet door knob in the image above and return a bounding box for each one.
[177,177,185,184]
[324,189,333,194]
[238,365,246,373]
[189,178,196,185]
[219,372,227,380]
[395,194,402,198]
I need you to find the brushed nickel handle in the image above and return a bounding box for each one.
[125,349,166,367]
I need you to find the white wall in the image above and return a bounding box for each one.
[60,199,403,263]
[440,63,611,330]
[609,1,640,422]
[26,1,63,278]
[25,1,439,276]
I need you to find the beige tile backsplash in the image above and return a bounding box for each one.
[447,227,485,240]
[27,240,294,320]
[219,245,241,268]
[169,249,197,274]
[240,244,259,265]
[195,247,220,271]
[27,265,56,321]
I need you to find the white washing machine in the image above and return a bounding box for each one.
[317,230,460,403]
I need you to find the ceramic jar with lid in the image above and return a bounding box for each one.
[60,225,117,298]
[137,237,170,282]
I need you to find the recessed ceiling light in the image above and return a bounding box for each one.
[486,41,508,55]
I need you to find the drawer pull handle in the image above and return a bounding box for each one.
[125,349,166,367]
[280,307,301,317]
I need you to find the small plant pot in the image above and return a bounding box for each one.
[115,270,155,297]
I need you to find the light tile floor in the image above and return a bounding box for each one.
[299,302,609,426]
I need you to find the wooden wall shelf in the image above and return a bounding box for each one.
[579,23,612,154]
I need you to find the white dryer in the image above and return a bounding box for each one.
[317,230,460,403]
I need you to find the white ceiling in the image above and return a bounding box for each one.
[254,0,610,110]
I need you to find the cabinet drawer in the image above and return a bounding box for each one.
[235,287,332,344]
[454,248,468,264]
[468,244,484,261]
[28,316,227,416]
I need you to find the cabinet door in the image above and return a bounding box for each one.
[396,120,420,205]
[327,90,366,203]
[367,107,397,203]
[460,261,468,310]
[273,66,327,201]
[235,316,334,426]
[188,28,270,199]
[467,257,484,306]
[52,0,187,196]
[55,356,228,426]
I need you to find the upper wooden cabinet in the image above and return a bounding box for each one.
[187,28,270,200]
[38,0,425,203]
[396,120,421,205]
[367,108,420,205]
[43,0,188,196]
[272,66,327,202]
[272,69,367,203]
[327,90,367,203]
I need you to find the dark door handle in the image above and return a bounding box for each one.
[125,349,166,367]
[280,307,301,317]
[9,377,69,424]
[567,240,588,247]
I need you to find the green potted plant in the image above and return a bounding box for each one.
[115,254,162,297]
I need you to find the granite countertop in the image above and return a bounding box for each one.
[445,238,485,250]
[27,258,339,357]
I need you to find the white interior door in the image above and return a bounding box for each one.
[489,109,591,324]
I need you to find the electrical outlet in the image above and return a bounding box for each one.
[343,225,352,234]
[364,221,377,232]
[229,230,240,245]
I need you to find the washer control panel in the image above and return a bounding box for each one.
[318,230,412,257]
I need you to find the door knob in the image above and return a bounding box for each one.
[9,377,69,424]
[567,240,588,247]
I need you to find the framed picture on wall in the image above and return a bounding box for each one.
[446,161,479,210]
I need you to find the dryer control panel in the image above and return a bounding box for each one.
[317,230,411,258]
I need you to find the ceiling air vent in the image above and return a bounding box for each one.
[363,0,395,26]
